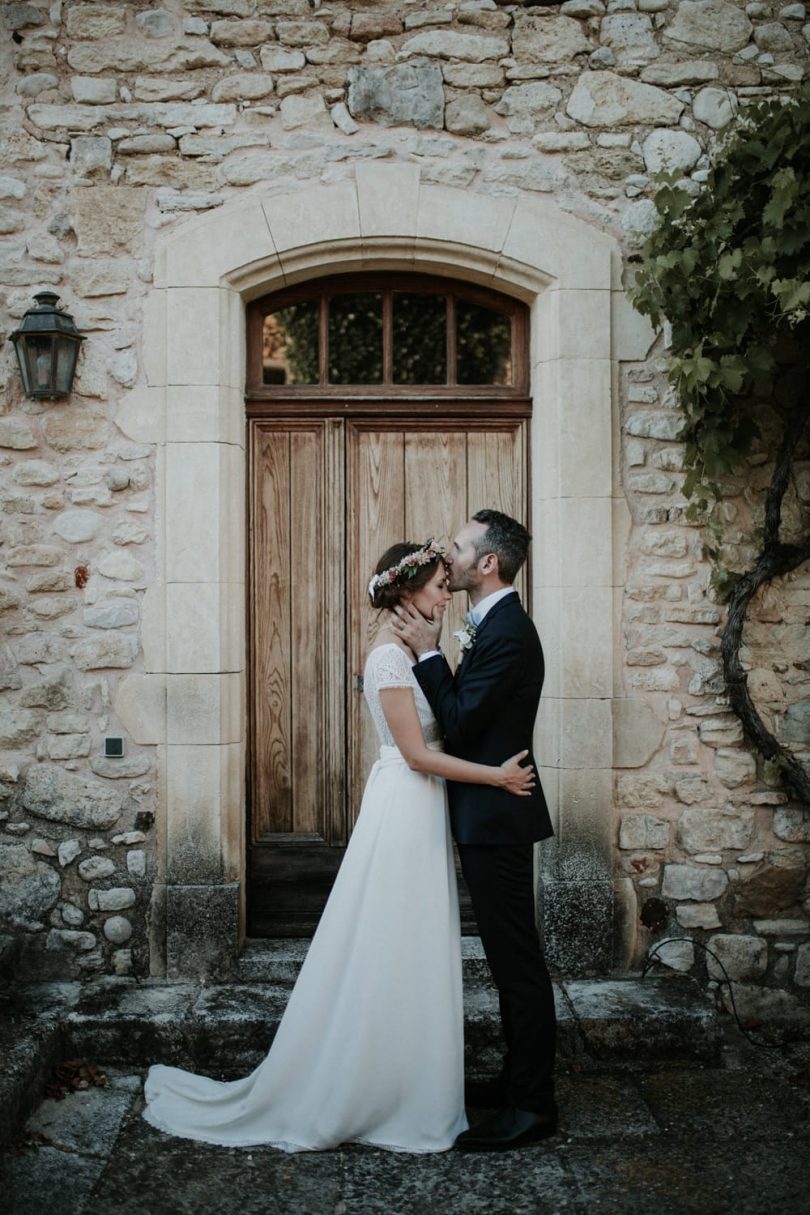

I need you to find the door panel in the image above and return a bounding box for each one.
[249,415,528,936]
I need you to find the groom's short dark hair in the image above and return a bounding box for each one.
[472,509,530,584]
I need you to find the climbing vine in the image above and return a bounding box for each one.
[630,83,810,804]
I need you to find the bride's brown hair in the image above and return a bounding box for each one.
[369,543,444,611]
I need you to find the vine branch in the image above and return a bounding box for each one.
[721,398,810,805]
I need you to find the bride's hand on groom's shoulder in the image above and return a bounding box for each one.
[390,602,443,657]
[499,750,536,797]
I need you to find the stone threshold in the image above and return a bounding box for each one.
[0,964,721,1149]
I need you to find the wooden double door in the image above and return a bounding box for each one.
[247,415,528,936]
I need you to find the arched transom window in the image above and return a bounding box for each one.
[247,274,529,405]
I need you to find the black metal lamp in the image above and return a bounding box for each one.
[10,292,85,399]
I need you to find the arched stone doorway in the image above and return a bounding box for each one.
[114,163,654,979]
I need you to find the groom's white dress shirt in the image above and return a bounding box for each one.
[419,586,517,663]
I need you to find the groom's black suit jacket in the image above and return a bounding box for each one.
[413,592,552,846]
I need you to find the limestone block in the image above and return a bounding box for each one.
[98,551,145,582]
[212,73,275,102]
[280,92,331,131]
[70,77,118,104]
[613,699,666,768]
[5,544,62,567]
[70,136,112,177]
[351,12,403,42]
[71,634,138,670]
[555,698,612,769]
[621,199,660,248]
[665,0,753,51]
[136,8,175,38]
[754,21,795,51]
[21,765,125,830]
[773,806,810,843]
[84,600,139,629]
[677,806,755,853]
[19,669,73,711]
[692,87,738,130]
[16,72,58,97]
[513,12,591,62]
[495,81,563,124]
[58,840,82,867]
[210,18,274,46]
[662,864,728,901]
[714,747,756,788]
[399,30,509,61]
[795,944,810,987]
[165,386,243,447]
[66,5,126,40]
[165,442,244,584]
[445,94,491,136]
[117,134,177,155]
[347,63,444,129]
[67,38,230,75]
[52,509,101,544]
[133,77,204,102]
[260,44,306,71]
[90,754,151,779]
[654,939,695,972]
[706,932,767,981]
[88,886,136,912]
[0,709,41,748]
[0,177,30,200]
[165,743,241,881]
[619,813,671,849]
[103,915,133,944]
[676,902,721,928]
[641,60,720,86]
[127,850,146,877]
[114,673,167,745]
[625,411,683,440]
[566,71,684,127]
[166,673,242,746]
[735,852,808,917]
[642,129,702,174]
[42,408,108,453]
[263,180,360,265]
[48,733,91,760]
[560,586,612,698]
[600,14,660,66]
[780,700,810,744]
[355,161,420,241]
[276,20,329,47]
[697,716,744,748]
[165,583,244,675]
[617,774,670,809]
[70,258,130,298]
[185,0,254,13]
[0,843,61,923]
[47,712,90,734]
[0,417,37,449]
[29,105,110,133]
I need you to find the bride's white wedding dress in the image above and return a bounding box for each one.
[142,643,468,1152]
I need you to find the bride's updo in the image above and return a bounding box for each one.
[368,541,445,611]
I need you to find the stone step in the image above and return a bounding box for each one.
[236,936,493,985]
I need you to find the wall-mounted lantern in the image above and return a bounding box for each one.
[10,292,85,400]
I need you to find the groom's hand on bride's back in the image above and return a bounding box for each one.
[391,602,442,657]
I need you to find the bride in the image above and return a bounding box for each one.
[142,539,536,1153]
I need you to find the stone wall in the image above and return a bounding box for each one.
[0,0,808,1011]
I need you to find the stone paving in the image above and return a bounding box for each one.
[2,1027,809,1215]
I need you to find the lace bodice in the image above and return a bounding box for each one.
[363,644,442,748]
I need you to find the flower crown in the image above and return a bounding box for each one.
[368,539,446,604]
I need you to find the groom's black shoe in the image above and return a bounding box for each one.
[455,1104,558,1152]
[464,1077,508,1108]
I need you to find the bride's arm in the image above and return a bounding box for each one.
[379,687,535,796]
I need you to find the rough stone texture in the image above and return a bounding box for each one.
[662,865,729,901]
[706,933,768,981]
[0,843,61,924]
[21,767,124,831]
[664,1,753,52]
[0,0,806,1003]
[567,72,684,127]
[348,64,444,129]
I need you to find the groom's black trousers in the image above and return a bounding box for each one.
[458,841,556,1112]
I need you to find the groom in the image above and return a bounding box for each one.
[393,509,557,1151]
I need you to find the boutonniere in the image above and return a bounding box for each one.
[453,615,478,654]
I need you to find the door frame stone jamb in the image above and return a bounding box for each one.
[113,163,656,979]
